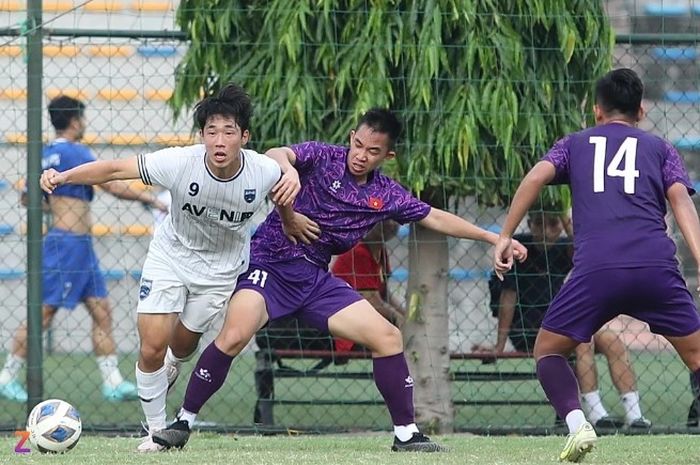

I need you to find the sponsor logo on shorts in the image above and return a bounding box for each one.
[404,376,414,388]
[244,189,256,203]
[139,279,153,300]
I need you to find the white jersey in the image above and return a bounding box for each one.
[137,145,281,282]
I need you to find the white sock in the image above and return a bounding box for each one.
[177,408,197,428]
[580,390,608,423]
[136,363,168,432]
[96,355,124,388]
[565,409,587,434]
[165,346,196,366]
[621,391,643,423]
[0,354,25,384]
[394,423,419,442]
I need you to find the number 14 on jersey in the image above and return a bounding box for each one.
[590,136,640,194]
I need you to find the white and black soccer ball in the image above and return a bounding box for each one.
[26,399,82,453]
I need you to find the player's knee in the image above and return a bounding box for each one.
[139,342,167,366]
[216,327,249,355]
[369,323,403,354]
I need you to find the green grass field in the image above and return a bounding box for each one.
[0,349,694,432]
[1,433,699,464]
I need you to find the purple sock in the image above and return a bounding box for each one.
[536,354,582,420]
[373,353,415,426]
[182,342,234,414]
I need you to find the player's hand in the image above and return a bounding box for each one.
[282,211,321,245]
[493,236,514,280]
[511,239,528,262]
[696,268,700,296]
[40,169,65,194]
[271,167,301,207]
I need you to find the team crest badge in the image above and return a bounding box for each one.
[244,189,256,203]
[368,197,384,210]
[139,279,152,300]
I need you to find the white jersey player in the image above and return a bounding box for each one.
[39,83,301,452]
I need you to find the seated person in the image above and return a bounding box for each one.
[474,210,651,428]
[331,220,405,352]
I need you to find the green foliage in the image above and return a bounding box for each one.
[173,0,612,206]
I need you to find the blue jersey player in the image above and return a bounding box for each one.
[153,108,528,452]
[494,68,700,462]
[0,96,166,403]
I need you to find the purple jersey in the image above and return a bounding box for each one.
[251,141,431,268]
[543,122,694,275]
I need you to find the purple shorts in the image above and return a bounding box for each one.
[234,258,364,332]
[543,266,700,342]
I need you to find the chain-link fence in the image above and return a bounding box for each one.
[1,0,700,434]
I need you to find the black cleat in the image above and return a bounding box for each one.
[151,420,191,449]
[594,416,625,429]
[391,432,448,452]
[628,417,652,429]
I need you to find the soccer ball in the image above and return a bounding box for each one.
[26,399,82,453]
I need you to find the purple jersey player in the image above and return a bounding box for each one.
[154,108,527,452]
[494,68,700,462]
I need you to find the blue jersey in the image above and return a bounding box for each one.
[42,138,96,201]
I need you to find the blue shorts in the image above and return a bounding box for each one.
[543,266,700,342]
[234,258,364,332]
[43,228,108,309]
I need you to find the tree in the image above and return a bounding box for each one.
[173,0,613,432]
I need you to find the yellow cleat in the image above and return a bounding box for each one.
[559,421,597,462]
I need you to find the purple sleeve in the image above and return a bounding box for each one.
[389,183,432,224]
[541,135,571,185]
[290,141,329,174]
[662,141,695,195]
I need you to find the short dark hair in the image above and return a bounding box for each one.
[194,83,253,132]
[594,68,643,119]
[356,108,402,149]
[48,96,85,131]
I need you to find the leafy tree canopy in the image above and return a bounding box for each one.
[173,0,612,207]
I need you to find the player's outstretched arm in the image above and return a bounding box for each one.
[100,180,167,212]
[667,182,700,292]
[494,161,555,278]
[266,147,300,206]
[499,161,556,238]
[418,208,497,244]
[40,157,140,194]
[416,208,528,261]
[265,146,297,167]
